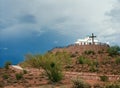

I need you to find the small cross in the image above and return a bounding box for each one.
[89,33,96,45]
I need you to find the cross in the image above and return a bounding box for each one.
[89,33,96,45]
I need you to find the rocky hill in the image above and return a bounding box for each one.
[0,44,120,88]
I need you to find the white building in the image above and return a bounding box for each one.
[75,33,109,45]
[75,37,100,45]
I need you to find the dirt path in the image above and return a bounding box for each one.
[64,71,120,81]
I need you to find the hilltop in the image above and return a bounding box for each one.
[51,44,120,74]
[51,44,109,56]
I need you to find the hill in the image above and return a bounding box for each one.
[0,44,120,88]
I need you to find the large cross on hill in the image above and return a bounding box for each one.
[89,33,96,45]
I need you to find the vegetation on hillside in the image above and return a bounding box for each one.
[4,61,12,69]
[84,50,95,55]
[107,46,120,56]
[21,52,71,82]
[72,78,91,88]
[77,56,91,65]
[105,83,120,88]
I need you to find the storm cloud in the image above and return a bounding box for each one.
[0,0,117,44]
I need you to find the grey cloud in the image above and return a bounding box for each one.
[18,14,37,24]
[0,21,6,29]
[107,8,120,23]
[103,0,120,45]
[1,0,117,45]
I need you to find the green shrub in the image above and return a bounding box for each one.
[84,50,95,55]
[107,46,120,56]
[22,54,42,68]
[93,61,99,67]
[78,56,85,64]
[54,51,71,66]
[70,54,76,57]
[98,50,103,54]
[100,75,108,82]
[77,56,91,65]
[41,56,63,82]
[2,74,9,79]
[22,52,72,82]
[89,66,98,72]
[44,52,69,82]
[72,78,91,88]
[105,83,120,88]
[23,52,71,68]
[23,70,27,74]
[94,84,103,88]
[116,57,120,65]
[15,73,23,80]
[4,61,11,69]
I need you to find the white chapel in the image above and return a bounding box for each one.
[75,37,99,45]
[75,33,104,45]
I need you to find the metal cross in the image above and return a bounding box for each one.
[89,33,96,45]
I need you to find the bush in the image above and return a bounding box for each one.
[70,54,76,57]
[89,66,98,72]
[4,61,11,69]
[23,70,27,74]
[41,55,63,82]
[107,46,120,56]
[116,57,120,65]
[93,61,99,67]
[2,74,9,79]
[98,50,103,54]
[100,75,108,82]
[54,51,71,66]
[77,56,91,65]
[22,52,72,82]
[78,56,85,64]
[15,73,23,80]
[84,50,95,55]
[22,54,42,68]
[72,78,91,88]
[105,83,120,88]
[94,84,103,88]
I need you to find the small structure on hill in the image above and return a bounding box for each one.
[51,33,109,55]
[75,33,108,45]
